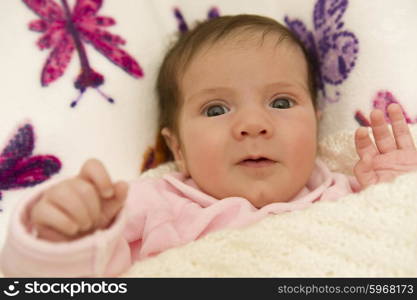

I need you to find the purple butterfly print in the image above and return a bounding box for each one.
[174,6,220,33]
[285,0,359,106]
[22,0,144,107]
[355,90,417,127]
[0,124,61,209]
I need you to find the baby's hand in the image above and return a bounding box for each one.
[354,103,417,189]
[29,159,128,242]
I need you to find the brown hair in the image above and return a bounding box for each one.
[144,14,318,170]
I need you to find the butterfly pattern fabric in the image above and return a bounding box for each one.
[174,6,220,33]
[284,0,359,106]
[22,0,143,107]
[0,124,61,209]
[355,90,417,127]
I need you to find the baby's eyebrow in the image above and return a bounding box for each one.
[187,87,234,102]
[264,81,308,92]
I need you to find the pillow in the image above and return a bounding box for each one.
[0,0,166,247]
[0,0,165,202]
[1,0,416,248]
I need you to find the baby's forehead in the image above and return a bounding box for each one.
[181,33,309,93]
[176,27,312,101]
[201,29,297,53]
[181,29,302,78]
[184,29,306,78]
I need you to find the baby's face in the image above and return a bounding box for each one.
[166,33,319,207]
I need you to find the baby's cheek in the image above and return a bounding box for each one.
[188,143,223,172]
[185,150,227,199]
[184,134,227,180]
[296,136,316,159]
[292,134,317,176]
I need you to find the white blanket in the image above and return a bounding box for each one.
[0,131,415,278]
[121,128,417,277]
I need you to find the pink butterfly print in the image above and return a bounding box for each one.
[173,6,220,33]
[355,90,417,126]
[285,0,359,106]
[0,124,61,209]
[23,0,144,107]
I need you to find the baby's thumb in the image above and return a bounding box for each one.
[98,181,128,229]
[113,180,129,202]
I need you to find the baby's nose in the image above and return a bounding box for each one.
[240,125,268,137]
[233,112,274,140]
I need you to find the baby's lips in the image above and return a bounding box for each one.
[237,154,276,164]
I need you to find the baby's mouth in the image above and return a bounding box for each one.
[238,156,276,168]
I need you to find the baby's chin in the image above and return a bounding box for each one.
[195,178,306,208]
[228,179,309,208]
[191,166,312,207]
[215,187,294,208]
[245,192,292,208]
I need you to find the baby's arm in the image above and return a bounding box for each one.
[30,159,128,241]
[354,103,417,189]
[1,159,133,277]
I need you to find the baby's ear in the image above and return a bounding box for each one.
[161,127,176,152]
[161,128,189,175]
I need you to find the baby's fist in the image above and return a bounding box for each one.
[29,159,128,242]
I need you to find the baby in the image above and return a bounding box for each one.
[2,15,417,277]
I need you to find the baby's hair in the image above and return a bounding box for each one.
[154,14,318,164]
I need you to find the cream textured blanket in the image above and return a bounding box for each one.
[0,131,416,278]
[121,129,417,277]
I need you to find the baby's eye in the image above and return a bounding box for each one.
[270,97,294,109]
[204,104,230,117]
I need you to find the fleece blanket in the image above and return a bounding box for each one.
[120,127,417,277]
[0,129,416,278]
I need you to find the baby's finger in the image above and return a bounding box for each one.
[69,178,101,228]
[370,109,397,154]
[114,181,129,202]
[387,103,416,150]
[354,127,378,160]
[30,199,79,237]
[98,181,128,229]
[78,159,114,199]
[353,154,377,189]
[47,182,93,232]
[36,225,71,242]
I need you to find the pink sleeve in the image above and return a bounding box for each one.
[0,176,193,277]
[0,188,132,277]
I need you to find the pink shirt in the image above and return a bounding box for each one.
[0,159,359,277]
